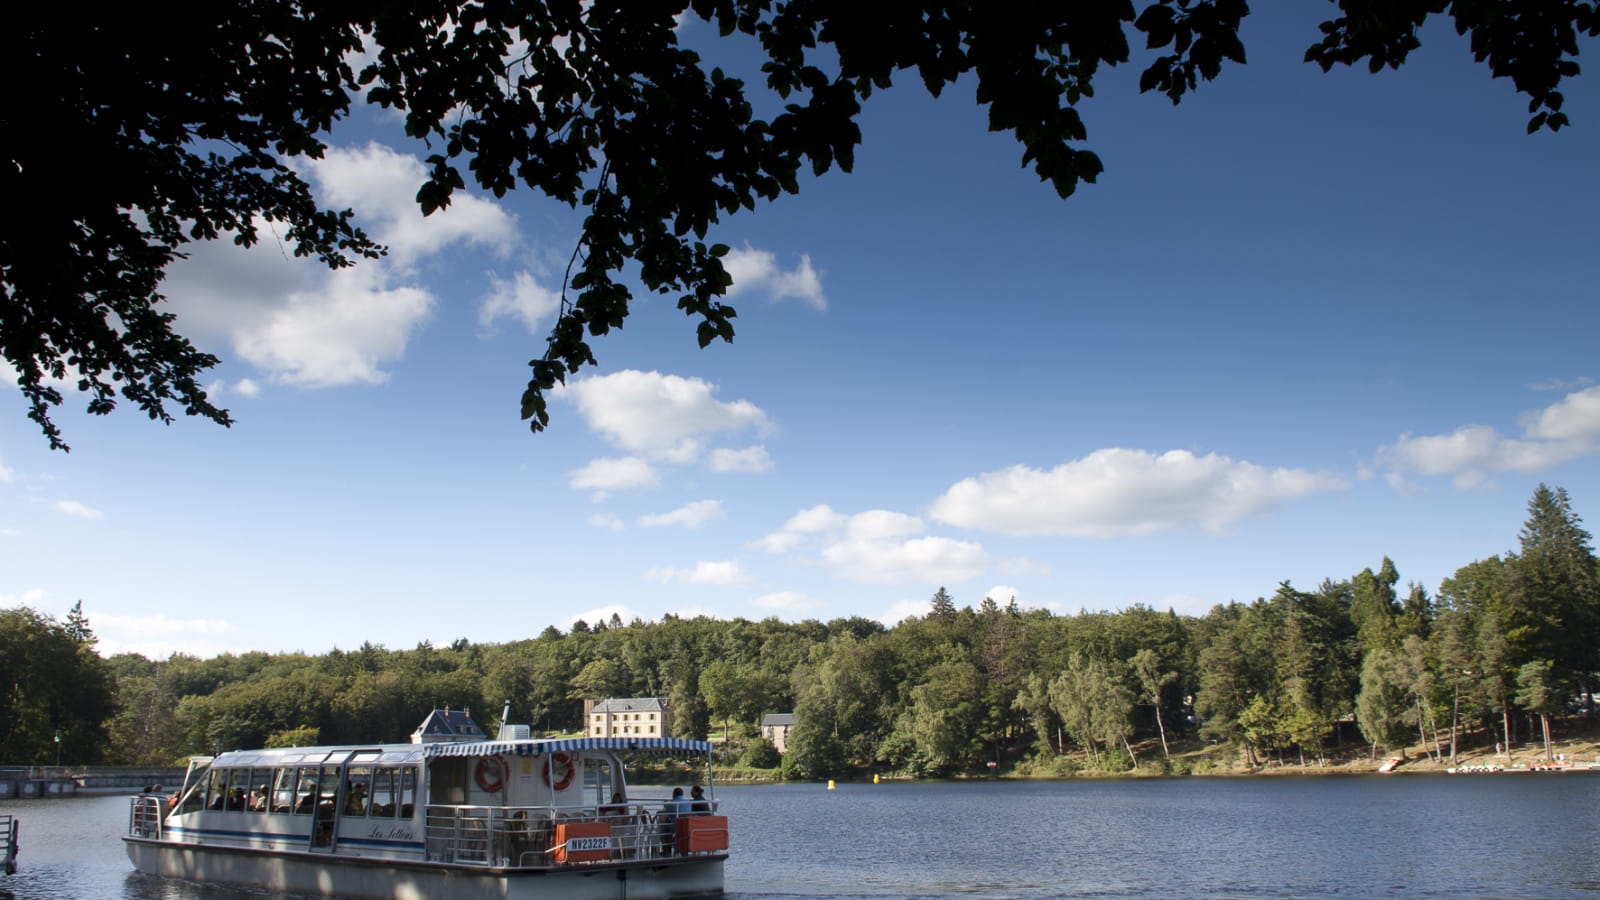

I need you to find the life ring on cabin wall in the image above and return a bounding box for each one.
[542,752,575,791]
[474,756,509,793]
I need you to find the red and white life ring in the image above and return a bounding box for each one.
[474,756,508,793]
[542,752,575,791]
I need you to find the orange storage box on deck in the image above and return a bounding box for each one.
[674,815,728,853]
[554,822,613,862]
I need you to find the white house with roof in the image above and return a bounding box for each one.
[759,713,795,753]
[585,697,671,738]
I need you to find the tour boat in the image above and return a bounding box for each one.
[124,709,728,900]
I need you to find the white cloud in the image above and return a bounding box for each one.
[723,246,827,310]
[928,448,1347,537]
[0,457,13,483]
[0,528,19,538]
[90,612,243,659]
[557,370,773,464]
[645,560,756,587]
[708,445,774,473]
[1379,386,1600,488]
[53,500,103,520]
[984,585,1021,606]
[1522,385,1600,443]
[750,591,823,613]
[587,513,626,531]
[753,504,848,552]
[479,270,562,334]
[823,534,990,585]
[234,265,434,386]
[162,142,519,389]
[305,143,517,262]
[638,500,725,529]
[877,598,931,627]
[847,510,923,541]
[758,505,993,585]
[568,457,658,498]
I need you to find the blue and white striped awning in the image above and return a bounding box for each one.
[422,737,712,758]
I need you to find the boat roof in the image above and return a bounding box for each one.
[207,736,712,767]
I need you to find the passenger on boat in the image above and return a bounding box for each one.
[664,788,689,817]
[689,785,709,814]
[600,791,628,818]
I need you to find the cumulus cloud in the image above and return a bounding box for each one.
[752,504,848,553]
[557,370,773,464]
[1379,385,1600,489]
[568,457,658,498]
[878,598,932,626]
[638,500,725,529]
[587,513,626,531]
[479,269,562,334]
[162,142,519,389]
[53,500,103,520]
[90,612,242,658]
[645,560,755,587]
[750,591,823,613]
[0,457,13,483]
[234,265,433,386]
[928,448,1346,537]
[984,585,1021,606]
[757,505,995,585]
[723,245,827,310]
[708,446,774,473]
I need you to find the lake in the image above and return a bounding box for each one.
[3,776,1597,899]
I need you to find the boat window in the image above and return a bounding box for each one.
[583,757,615,806]
[270,767,296,814]
[206,769,229,811]
[369,767,397,817]
[175,762,212,815]
[344,766,373,817]
[317,766,340,814]
[293,767,320,815]
[399,767,417,818]
[247,768,271,812]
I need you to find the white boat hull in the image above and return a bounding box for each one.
[124,837,724,900]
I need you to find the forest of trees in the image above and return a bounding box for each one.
[4,485,1596,778]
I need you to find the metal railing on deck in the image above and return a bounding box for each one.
[128,796,165,840]
[423,802,720,868]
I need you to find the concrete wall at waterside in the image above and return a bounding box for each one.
[0,767,184,798]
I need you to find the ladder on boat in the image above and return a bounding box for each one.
[1,814,17,874]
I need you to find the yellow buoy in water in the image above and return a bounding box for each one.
[827,780,835,790]
[873,773,880,784]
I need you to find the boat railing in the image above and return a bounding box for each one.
[423,802,723,868]
[128,795,166,840]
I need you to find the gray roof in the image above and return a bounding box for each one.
[591,697,667,713]
[760,713,795,727]
[412,708,486,741]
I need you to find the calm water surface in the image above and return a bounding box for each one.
[2,776,1596,899]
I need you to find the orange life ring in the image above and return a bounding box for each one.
[542,752,575,791]
[474,756,508,793]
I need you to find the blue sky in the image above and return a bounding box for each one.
[3,3,1598,658]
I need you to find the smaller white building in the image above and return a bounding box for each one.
[759,713,795,753]
[586,697,671,738]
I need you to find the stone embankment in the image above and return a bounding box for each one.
[0,766,185,798]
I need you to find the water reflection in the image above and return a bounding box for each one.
[3,776,1599,900]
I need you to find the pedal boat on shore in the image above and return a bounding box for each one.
[123,709,727,900]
